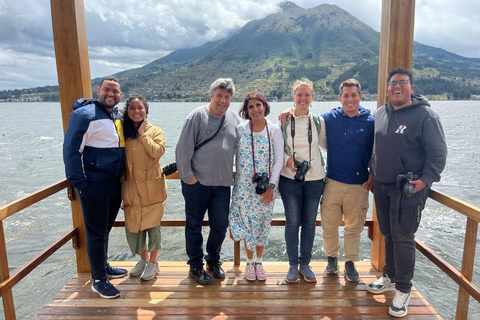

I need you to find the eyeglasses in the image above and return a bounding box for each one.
[388,80,410,87]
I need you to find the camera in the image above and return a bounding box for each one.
[294,159,310,183]
[396,172,419,197]
[252,172,269,195]
[162,162,177,176]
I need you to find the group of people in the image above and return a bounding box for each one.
[63,68,447,318]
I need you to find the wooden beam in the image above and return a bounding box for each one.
[50,0,91,274]
[371,0,416,271]
[0,221,16,319]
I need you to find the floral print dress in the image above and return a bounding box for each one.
[229,122,278,251]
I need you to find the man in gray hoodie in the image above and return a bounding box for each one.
[176,78,240,285]
[366,68,447,318]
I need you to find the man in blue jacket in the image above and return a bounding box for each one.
[321,79,374,282]
[366,68,447,318]
[63,77,127,299]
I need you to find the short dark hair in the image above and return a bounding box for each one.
[238,92,270,120]
[98,76,121,89]
[339,78,361,95]
[387,68,413,85]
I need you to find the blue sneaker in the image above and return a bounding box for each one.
[106,262,128,279]
[91,276,120,299]
[285,265,299,284]
[299,264,317,283]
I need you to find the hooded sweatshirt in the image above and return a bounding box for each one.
[321,106,374,184]
[370,94,447,186]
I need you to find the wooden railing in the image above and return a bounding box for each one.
[0,178,479,320]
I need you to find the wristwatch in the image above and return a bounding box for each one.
[268,183,276,190]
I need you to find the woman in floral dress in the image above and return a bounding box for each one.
[229,92,283,281]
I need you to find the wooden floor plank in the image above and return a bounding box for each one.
[34,261,442,319]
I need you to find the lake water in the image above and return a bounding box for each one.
[0,101,479,319]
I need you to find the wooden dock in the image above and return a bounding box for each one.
[34,261,441,319]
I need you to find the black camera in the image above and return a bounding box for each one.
[252,172,269,195]
[396,172,418,197]
[162,162,177,176]
[294,160,310,183]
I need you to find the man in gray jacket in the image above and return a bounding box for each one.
[366,68,447,318]
[176,78,240,285]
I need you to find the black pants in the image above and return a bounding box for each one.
[76,178,121,279]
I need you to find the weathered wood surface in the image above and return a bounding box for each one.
[34,261,441,319]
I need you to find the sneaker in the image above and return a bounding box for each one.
[255,263,267,281]
[141,262,159,281]
[106,262,128,279]
[366,274,396,294]
[129,259,147,277]
[389,289,411,317]
[189,267,213,285]
[244,263,256,281]
[91,276,120,299]
[298,264,317,283]
[325,256,338,275]
[207,261,225,279]
[285,265,299,284]
[344,261,359,282]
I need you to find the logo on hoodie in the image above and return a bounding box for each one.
[395,123,407,134]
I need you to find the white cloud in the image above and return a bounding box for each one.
[0,0,479,90]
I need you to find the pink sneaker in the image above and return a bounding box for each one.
[255,263,267,281]
[244,263,256,281]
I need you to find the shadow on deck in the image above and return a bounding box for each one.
[34,261,441,319]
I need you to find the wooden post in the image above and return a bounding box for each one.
[371,0,416,271]
[50,0,92,274]
[0,221,16,319]
[455,218,478,320]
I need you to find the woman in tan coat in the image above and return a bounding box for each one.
[121,94,167,281]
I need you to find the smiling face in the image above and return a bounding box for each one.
[387,73,414,109]
[293,85,312,116]
[127,98,146,125]
[339,86,362,117]
[246,99,265,121]
[208,88,231,117]
[97,80,122,110]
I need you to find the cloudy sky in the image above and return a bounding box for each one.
[1,0,479,90]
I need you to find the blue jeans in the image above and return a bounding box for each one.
[76,178,121,279]
[374,180,429,293]
[279,176,325,266]
[181,181,230,269]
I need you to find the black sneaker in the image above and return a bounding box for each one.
[189,267,213,285]
[325,256,338,275]
[344,261,359,282]
[106,262,128,279]
[91,276,120,299]
[207,261,225,279]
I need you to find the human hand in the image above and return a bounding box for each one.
[410,179,427,193]
[186,177,198,185]
[287,157,297,172]
[278,108,294,125]
[138,118,148,135]
[261,188,274,205]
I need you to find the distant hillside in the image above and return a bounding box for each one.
[3,1,480,102]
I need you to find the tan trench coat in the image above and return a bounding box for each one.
[122,123,167,233]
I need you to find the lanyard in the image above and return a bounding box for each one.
[250,120,271,178]
[291,115,312,162]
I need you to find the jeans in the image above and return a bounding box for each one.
[76,178,121,279]
[279,176,325,266]
[374,180,429,293]
[181,181,230,269]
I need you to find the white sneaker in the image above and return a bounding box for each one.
[389,289,411,317]
[141,262,159,281]
[366,274,395,294]
[129,259,147,277]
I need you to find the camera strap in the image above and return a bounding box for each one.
[194,115,225,151]
[290,116,313,163]
[250,120,271,178]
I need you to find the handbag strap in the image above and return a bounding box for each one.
[194,115,225,151]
